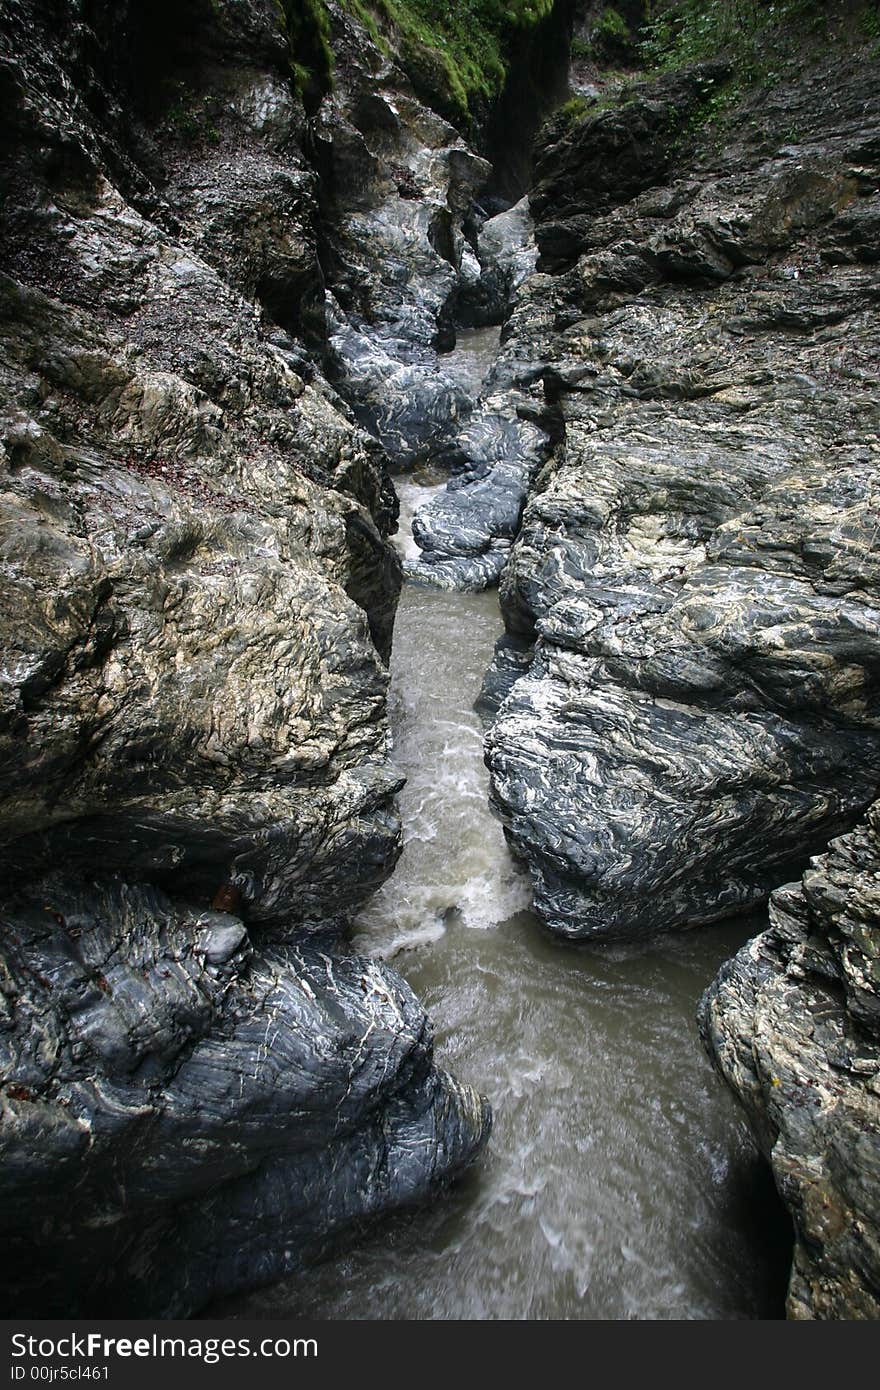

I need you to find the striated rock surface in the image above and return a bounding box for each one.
[701,806,880,1318]
[482,52,880,940]
[0,876,488,1315]
[316,5,493,465]
[0,0,491,1315]
[476,38,880,1318]
[404,200,556,591]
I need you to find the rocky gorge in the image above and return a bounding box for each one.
[0,0,879,1321]
[0,0,511,1315]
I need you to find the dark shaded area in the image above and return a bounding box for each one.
[480,0,578,206]
[717,1151,794,1318]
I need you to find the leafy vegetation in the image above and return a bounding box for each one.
[639,1,869,81]
[557,93,593,124]
[571,5,636,63]
[863,0,880,53]
[163,87,223,143]
[627,1,880,147]
[278,0,335,96]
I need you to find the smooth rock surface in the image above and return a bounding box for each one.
[0,876,488,1316]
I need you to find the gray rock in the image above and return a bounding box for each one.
[483,52,880,941]
[531,63,731,228]
[312,23,495,468]
[0,0,490,1315]
[458,195,538,325]
[701,803,880,1319]
[0,877,489,1316]
[475,634,534,722]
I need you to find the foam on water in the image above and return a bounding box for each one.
[392,477,446,563]
[354,499,532,956]
[224,474,792,1323]
[230,911,791,1320]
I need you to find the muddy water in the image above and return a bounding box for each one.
[230,480,791,1322]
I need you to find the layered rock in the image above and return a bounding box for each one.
[304,12,565,590]
[314,5,493,465]
[701,807,880,1318]
[481,53,880,940]
[474,45,880,1317]
[0,876,488,1316]
[404,199,555,590]
[0,0,489,1314]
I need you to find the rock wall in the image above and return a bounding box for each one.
[479,56,880,942]
[0,0,495,1315]
[472,39,880,1318]
[701,806,880,1318]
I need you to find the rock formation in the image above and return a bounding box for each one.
[3,0,879,1324]
[471,30,880,1318]
[478,56,880,942]
[0,0,506,1315]
[701,806,880,1318]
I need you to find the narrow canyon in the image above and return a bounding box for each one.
[0,0,878,1320]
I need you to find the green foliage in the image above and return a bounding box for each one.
[639,1,831,81]
[163,88,223,144]
[370,1,558,120]
[561,3,878,161]
[863,0,880,52]
[672,66,740,145]
[596,6,629,40]
[571,6,636,64]
[558,93,592,123]
[279,0,335,96]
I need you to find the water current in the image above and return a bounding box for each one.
[229,333,792,1321]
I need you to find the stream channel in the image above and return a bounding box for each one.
[229,329,792,1320]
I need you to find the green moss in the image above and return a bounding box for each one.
[558,94,592,124]
[596,6,630,41]
[863,0,880,53]
[162,86,225,144]
[282,1,560,125]
[570,5,639,66]
[632,0,880,149]
[369,1,557,122]
[279,0,335,98]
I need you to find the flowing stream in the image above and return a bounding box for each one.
[229,336,792,1321]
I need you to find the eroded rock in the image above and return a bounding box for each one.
[701,805,880,1318]
[482,52,880,941]
[0,0,490,1314]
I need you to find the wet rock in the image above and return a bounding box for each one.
[0,267,404,922]
[405,544,512,593]
[531,63,730,225]
[0,0,489,1314]
[0,877,490,1316]
[313,10,495,468]
[701,803,880,1318]
[459,195,538,326]
[483,53,880,939]
[469,40,880,1322]
[475,634,534,722]
[404,313,556,592]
